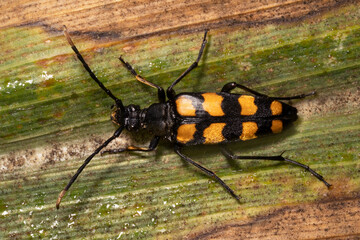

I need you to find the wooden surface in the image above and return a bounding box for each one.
[1,0,360,239]
[1,0,355,39]
[191,198,360,239]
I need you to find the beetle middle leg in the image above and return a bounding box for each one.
[174,145,241,201]
[221,82,316,100]
[221,147,331,188]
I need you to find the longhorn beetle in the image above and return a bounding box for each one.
[56,26,331,209]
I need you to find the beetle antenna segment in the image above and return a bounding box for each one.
[56,126,124,209]
[63,25,124,109]
[221,147,332,188]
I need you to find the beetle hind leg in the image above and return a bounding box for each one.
[221,82,315,100]
[221,82,266,96]
[174,145,241,201]
[221,147,332,188]
[269,91,316,100]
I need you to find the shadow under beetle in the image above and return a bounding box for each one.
[56,26,331,209]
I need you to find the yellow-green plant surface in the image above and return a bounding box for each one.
[0,5,359,240]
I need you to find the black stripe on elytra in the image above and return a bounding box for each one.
[222,120,242,141]
[221,93,242,117]
[254,96,272,118]
[190,120,212,145]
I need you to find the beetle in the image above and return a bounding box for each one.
[56,26,331,209]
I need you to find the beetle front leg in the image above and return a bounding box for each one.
[101,136,160,154]
[119,57,166,103]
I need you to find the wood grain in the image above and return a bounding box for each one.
[190,197,360,239]
[1,0,356,38]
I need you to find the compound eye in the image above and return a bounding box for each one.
[111,110,121,125]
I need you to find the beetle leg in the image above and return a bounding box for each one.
[56,126,124,209]
[174,145,241,201]
[101,136,160,154]
[269,91,316,100]
[221,82,316,100]
[167,30,208,100]
[119,57,166,103]
[221,147,332,188]
[221,82,266,96]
